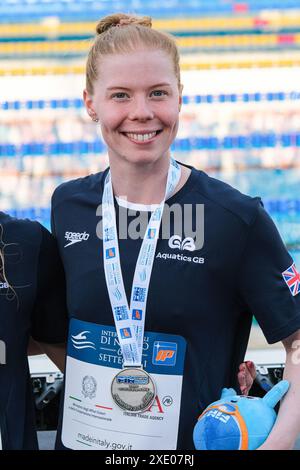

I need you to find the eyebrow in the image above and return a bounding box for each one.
[107,83,172,91]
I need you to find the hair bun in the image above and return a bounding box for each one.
[96,13,152,35]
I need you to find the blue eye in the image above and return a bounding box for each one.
[151,90,167,97]
[112,92,128,100]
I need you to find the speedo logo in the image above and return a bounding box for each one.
[64,231,90,248]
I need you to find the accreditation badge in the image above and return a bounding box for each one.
[61,318,186,450]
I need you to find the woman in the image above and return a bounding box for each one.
[0,212,67,449]
[50,13,299,451]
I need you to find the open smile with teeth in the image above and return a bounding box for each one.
[123,130,162,142]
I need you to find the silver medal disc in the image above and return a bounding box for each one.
[111,367,156,413]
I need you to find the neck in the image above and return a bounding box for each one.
[109,156,171,205]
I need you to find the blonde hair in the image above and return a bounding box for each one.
[86,13,181,95]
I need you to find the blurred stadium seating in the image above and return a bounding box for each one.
[0,0,299,268]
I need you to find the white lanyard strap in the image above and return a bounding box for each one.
[102,158,181,366]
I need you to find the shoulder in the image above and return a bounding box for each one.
[191,168,262,228]
[0,211,43,245]
[51,171,107,209]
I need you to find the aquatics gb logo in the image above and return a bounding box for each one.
[168,235,196,251]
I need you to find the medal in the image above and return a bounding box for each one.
[111,367,156,413]
[103,159,181,411]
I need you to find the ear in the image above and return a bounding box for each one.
[83,89,96,119]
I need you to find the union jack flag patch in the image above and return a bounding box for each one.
[282,262,300,297]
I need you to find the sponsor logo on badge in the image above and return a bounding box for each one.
[133,287,146,302]
[114,306,129,321]
[132,309,143,321]
[120,328,132,339]
[152,341,177,366]
[147,228,156,239]
[105,247,116,259]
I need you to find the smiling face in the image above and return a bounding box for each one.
[84,48,182,167]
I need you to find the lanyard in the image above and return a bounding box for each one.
[102,158,181,367]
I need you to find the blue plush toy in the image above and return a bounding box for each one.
[193,380,289,450]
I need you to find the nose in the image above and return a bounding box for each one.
[128,96,154,121]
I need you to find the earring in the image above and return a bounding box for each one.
[88,110,99,122]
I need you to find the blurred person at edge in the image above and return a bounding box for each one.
[0,213,67,449]
[49,14,300,451]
